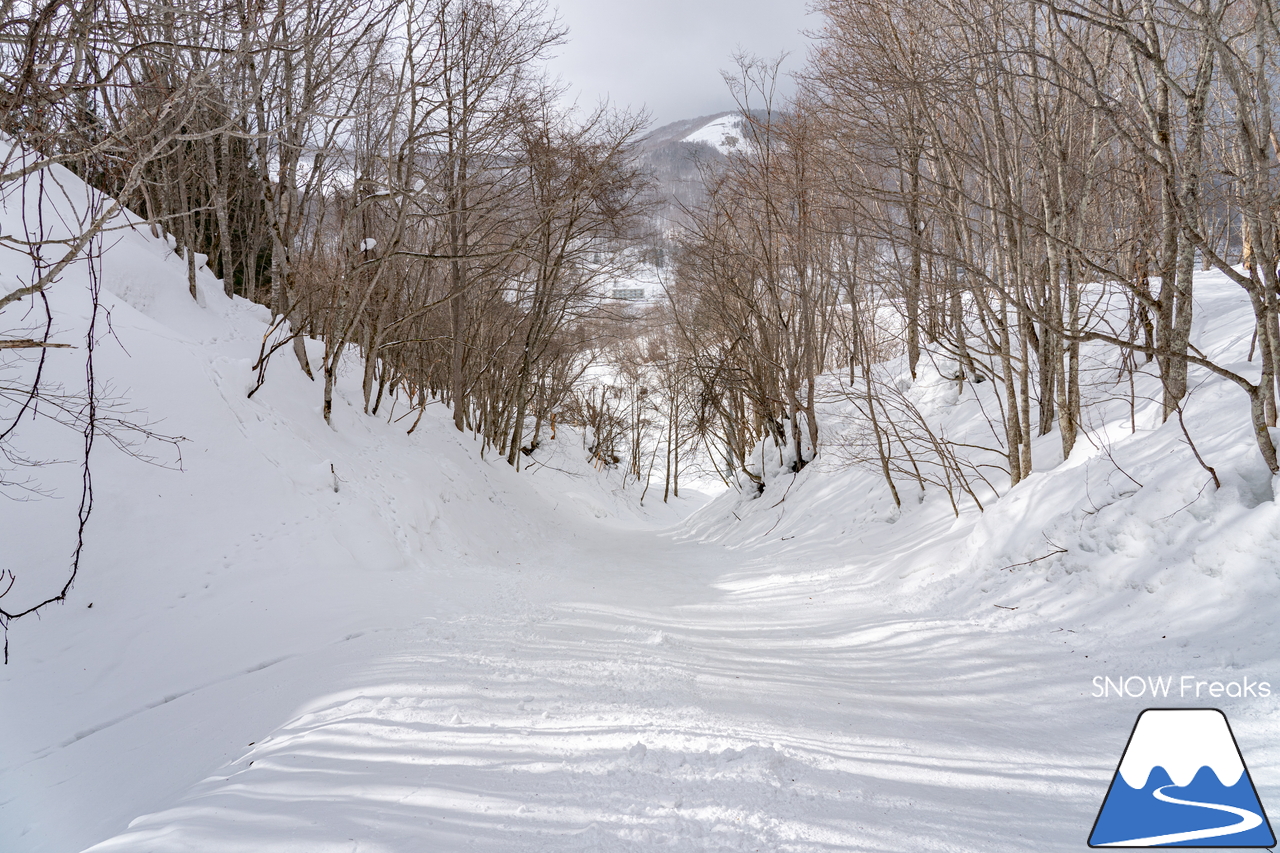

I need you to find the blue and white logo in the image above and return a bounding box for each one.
[1090,709,1275,847]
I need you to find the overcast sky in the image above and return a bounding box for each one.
[542,0,815,129]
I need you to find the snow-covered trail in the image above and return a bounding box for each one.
[75,513,1121,853]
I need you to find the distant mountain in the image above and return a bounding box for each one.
[636,112,741,153]
[634,112,743,249]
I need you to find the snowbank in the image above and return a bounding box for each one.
[680,270,1280,640]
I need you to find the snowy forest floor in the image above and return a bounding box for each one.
[4,165,1280,852]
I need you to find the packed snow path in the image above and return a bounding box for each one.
[16,503,1254,853]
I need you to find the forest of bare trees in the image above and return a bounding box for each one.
[1,0,658,451]
[642,0,1280,508]
[0,0,653,641]
[6,0,1280,581]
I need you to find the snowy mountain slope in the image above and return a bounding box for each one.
[635,113,735,154]
[680,114,748,155]
[3,158,1280,853]
[636,111,759,156]
[634,113,733,235]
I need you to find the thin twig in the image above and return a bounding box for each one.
[1175,403,1220,490]
[1001,541,1067,571]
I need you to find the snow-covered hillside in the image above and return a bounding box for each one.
[3,161,1280,853]
[685,270,1280,629]
[680,114,748,155]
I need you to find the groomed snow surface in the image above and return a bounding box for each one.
[4,162,1280,852]
[681,114,748,156]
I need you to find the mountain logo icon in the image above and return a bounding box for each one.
[1089,708,1275,847]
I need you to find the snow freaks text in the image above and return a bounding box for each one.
[1092,676,1272,699]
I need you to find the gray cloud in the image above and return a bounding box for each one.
[543,0,813,128]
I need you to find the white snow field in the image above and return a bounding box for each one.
[681,114,748,155]
[4,161,1280,853]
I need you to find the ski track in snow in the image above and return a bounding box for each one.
[66,520,1110,853]
[10,477,1116,853]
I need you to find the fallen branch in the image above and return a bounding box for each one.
[0,339,73,349]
